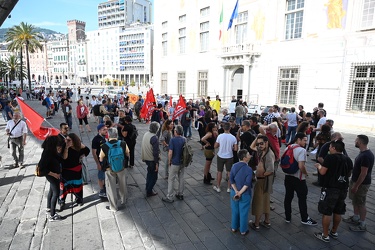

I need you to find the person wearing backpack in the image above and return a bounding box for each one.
[121,116,137,168]
[151,104,163,124]
[313,140,353,243]
[99,128,129,212]
[283,132,318,226]
[162,125,186,203]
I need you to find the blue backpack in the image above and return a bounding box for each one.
[280,145,300,174]
[106,141,125,172]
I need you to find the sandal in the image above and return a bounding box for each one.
[261,221,271,229]
[250,222,260,231]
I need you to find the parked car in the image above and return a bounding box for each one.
[247,104,263,119]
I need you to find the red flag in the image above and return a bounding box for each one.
[169,96,172,109]
[16,97,60,140]
[140,88,156,119]
[172,95,187,121]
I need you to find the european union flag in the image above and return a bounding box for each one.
[227,0,239,30]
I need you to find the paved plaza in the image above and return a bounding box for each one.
[0,96,374,250]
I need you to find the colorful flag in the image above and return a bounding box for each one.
[140,88,156,119]
[227,0,239,30]
[127,93,139,104]
[219,2,224,40]
[16,97,60,140]
[172,95,187,121]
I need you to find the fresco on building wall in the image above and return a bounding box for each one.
[252,9,265,41]
[325,0,347,29]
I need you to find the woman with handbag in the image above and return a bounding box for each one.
[160,119,173,179]
[59,133,90,210]
[38,136,64,221]
[76,100,91,133]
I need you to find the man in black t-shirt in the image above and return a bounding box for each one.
[314,140,353,242]
[237,120,257,167]
[343,135,374,232]
[92,124,108,198]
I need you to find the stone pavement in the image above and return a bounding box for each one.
[0,96,374,250]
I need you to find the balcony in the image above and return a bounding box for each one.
[221,43,262,67]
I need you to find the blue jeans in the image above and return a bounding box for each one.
[230,189,251,233]
[145,161,158,195]
[286,125,297,144]
[46,175,60,216]
[64,115,72,129]
[235,117,243,126]
[183,125,189,137]
[187,120,192,137]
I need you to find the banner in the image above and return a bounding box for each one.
[16,97,60,140]
[172,95,187,121]
[127,93,139,104]
[140,88,156,119]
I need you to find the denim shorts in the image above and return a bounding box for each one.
[98,169,105,180]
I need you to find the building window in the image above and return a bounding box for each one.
[200,7,210,17]
[285,0,304,40]
[162,33,168,56]
[179,28,186,54]
[162,21,168,29]
[198,71,208,97]
[277,67,299,105]
[200,22,209,52]
[178,72,186,95]
[179,14,186,23]
[361,0,375,29]
[347,63,375,112]
[161,73,168,94]
[235,11,248,44]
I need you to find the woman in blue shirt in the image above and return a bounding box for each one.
[230,149,253,235]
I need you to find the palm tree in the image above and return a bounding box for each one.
[4,55,26,82]
[5,22,42,90]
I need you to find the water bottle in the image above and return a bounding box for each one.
[320,190,326,201]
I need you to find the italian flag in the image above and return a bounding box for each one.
[219,2,223,40]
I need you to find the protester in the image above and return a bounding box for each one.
[62,99,73,130]
[121,116,137,168]
[92,124,108,198]
[159,119,173,179]
[5,111,28,168]
[76,100,91,133]
[99,128,129,211]
[230,149,253,235]
[141,122,160,197]
[313,140,353,242]
[162,125,186,203]
[201,122,218,185]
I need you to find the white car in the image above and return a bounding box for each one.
[247,104,263,118]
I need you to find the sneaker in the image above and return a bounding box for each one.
[162,197,174,203]
[226,188,230,193]
[314,232,330,243]
[285,219,291,223]
[99,192,107,198]
[49,213,63,222]
[213,186,221,193]
[350,224,366,232]
[329,230,338,239]
[175,194,184,200]
[301,217,317,226]
[342,216,360,225]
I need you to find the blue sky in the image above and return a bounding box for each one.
[2,0,154,33]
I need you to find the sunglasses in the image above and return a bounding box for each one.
[256,142,265,146]
[63,127,69,130]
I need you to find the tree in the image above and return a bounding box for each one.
[4,55,26,82]
[5,22,42,90]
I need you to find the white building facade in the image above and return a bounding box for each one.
[153,0,375,130]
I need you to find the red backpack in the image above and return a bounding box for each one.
[280,145,300,174]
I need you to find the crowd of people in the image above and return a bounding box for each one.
[1,87,373,243]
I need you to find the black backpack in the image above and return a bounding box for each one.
[151,110,161,123]
[129,125,138,141]
[93,104,102,116]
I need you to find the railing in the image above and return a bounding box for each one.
[221,43,261,55]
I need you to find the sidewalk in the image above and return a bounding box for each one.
[0,97,374,249]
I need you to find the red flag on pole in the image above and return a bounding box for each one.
[172,95,187,121]
[140,88,156,119]
[16,97,60,140]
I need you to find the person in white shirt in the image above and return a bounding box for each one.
[314,110,327,136]
[5,111,28,168]
[213,122,238,193]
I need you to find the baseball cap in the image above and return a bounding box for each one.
[97,124,106,131]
